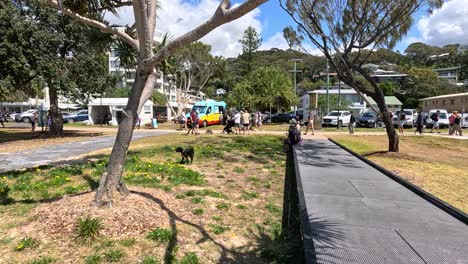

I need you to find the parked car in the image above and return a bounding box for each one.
[392,109,417,128]
[425,109,450,128]
[356,112,382,128]
[268,113,297,123]
[461,113,468,129]
[63,110,89,123]
[9,112,20,121]
[16,109,38,123]
[321,111,351,127]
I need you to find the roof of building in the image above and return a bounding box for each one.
[88,98,154,106]
[434,66,461,71]
[419,92,468,101]
[367,96,402,106]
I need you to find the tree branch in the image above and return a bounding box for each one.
[143,0,267,68]
[45,0,139,51]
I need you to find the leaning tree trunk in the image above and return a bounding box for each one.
[48,85,64,135]
[93,68,155,207]
[373,93,399,152]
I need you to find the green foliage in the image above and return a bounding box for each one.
[211,215,222,221]
[233,167,246,174]
[191,197,205,204]
[226,67,296,112]
[146,228,173,243]
[238,26,262,73]
[179,252,200,264]
[0,1,115,103]
[151,91,167,106]
[119,238,136,247]
[103,249,124,262]
[28,257,55,264]
[75,217,102,243]
[184,189,227,199]
[265,203,282,215]
[0,179,10,203]
[104,86,130,98]
[85,253,102,264]
[209,224,230,235]
[216,202,230,210]
[15,237,39,251]
[192,208,204,215]
[141,256,161,264]
[236,204,247,210]
[241,190,259,200]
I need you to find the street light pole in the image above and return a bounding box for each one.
[326,61,330,114]
[289,59,302,117]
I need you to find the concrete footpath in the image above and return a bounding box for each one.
[294,139,468,264]
[0,131,168,173]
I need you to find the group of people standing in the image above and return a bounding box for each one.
[178,109,201,135]
[222,110,263,135]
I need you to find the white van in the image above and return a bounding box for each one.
[426,109,449,128]
[461,113,468,129]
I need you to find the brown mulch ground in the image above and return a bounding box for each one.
[15,187,189,240]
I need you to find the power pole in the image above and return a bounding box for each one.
[326,61,330,114]
[289,59,302,117]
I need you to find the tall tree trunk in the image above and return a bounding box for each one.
[373,93,399,152]
[48,85,63,135]
[93,68,155,207]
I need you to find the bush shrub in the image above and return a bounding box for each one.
[75,217,102,243]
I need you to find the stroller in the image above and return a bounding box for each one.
[223,119,234,134]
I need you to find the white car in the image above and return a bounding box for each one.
[392,109,417,128]
[426,109,450,128]
[16,109,38,123]
[322,111,351,127]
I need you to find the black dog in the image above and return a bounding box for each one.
[175,146,194,164]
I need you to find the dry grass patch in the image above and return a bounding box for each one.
[330,135,468,212]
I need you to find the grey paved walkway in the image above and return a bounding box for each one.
[294,139,468,264]
[0,131,168,172]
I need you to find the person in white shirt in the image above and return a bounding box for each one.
[233,111,241,135]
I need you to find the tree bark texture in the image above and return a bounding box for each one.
[48,85,64,135]
[93,69,156,207]
[373,93,399,152]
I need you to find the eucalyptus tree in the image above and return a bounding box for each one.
[43,0,268,206]
[281,0,442,152]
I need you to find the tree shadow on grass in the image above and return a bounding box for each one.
[0,129,105,144]
[131,189,303,264]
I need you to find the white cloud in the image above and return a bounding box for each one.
[415,0,468,46]
[260,32,289,50]
[105,0,263,58]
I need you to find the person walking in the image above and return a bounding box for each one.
[398,111,406,135]
[348,111,356,134]
[31,111,38,132]
[415,110,424,135]
[430,110,440,133]
[304,112,314,135]
[233,111,241,135]
[448,111,456,135]
[241,109,250,135]
[450,113,463,136]
[257,111,263,130]
[190,109,200,135]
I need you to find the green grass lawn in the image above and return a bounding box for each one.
[0,134,300,264]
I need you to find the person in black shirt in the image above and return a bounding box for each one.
[348,111,356,134]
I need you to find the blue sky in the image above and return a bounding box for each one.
[107,0,468,57]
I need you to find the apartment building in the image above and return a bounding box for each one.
[420,92,468,113]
